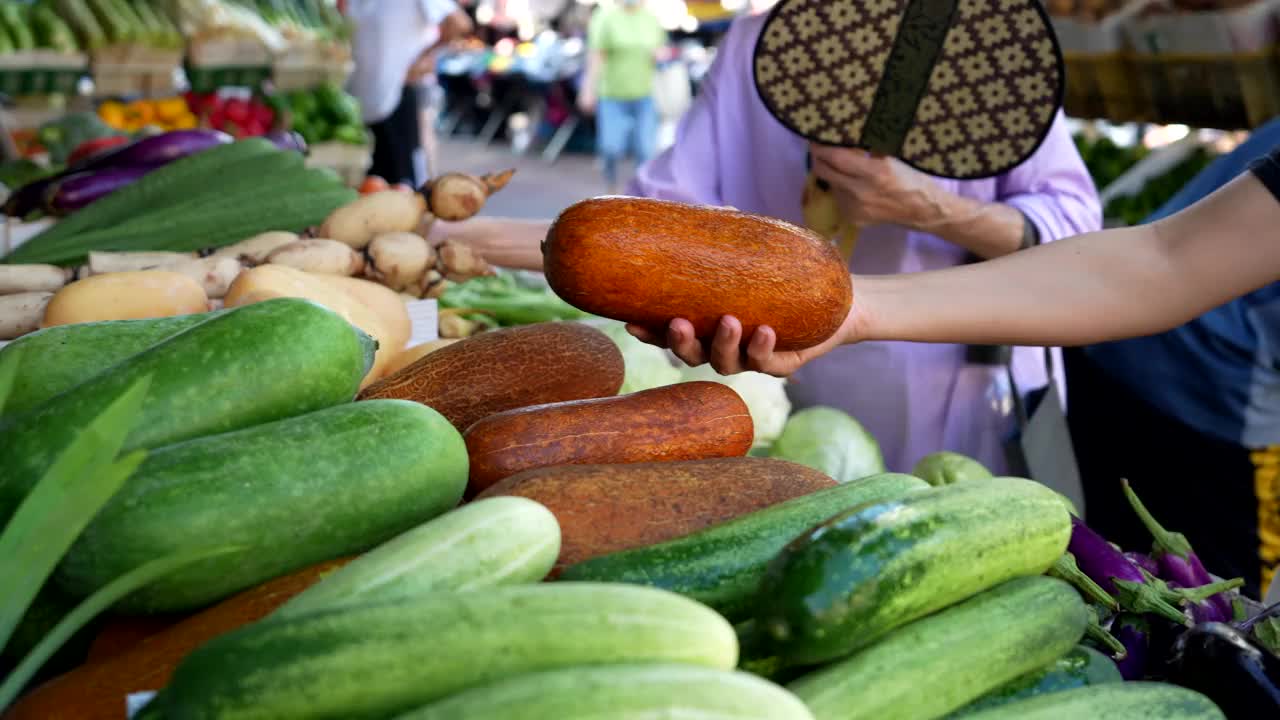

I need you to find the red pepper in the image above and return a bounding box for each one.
[66,135,129,167]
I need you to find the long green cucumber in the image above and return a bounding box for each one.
[145,583,738,720]
[395,664,815,720]
[0,311,226,421]
[559,473,929,621]
[273,496,560,619]
[947,645,1121,717]
[959,682,1225,719]
[787,576,1088,720]
[0,298,375,527]
[55,399,467,613]
[757,476,1072,665]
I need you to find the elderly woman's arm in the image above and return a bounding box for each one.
[810,112,1101,259]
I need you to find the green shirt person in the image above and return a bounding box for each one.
[578,0,668,193]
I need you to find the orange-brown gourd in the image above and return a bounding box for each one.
[542,197,853,351]
[356,322,625,432]
[476,457,835,574]
[464,381,753,495]
[2,558,352,720]
[84,614,186,664]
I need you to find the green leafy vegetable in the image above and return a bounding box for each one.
[438,272,592,326]
[767,406,885,483]
[0,544,242,711]
[0,374,152,651]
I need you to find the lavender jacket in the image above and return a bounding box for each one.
[628,11,1102,474]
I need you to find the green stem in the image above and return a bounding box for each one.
[1173,577,1244,604]
[1121,478,1191,558]
[1085,608,1127,660]
[1049,553,1119,611]
[1113,579,1191,627]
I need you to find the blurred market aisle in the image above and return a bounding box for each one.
[433,137,609,219]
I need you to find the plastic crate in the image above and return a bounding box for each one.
[90,45,183,98]
[1063,50,1150,122]
[1131,49,1280,130]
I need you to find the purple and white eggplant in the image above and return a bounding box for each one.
[1124,551,1160,578]
[1121,478,1236,622]
[1067,515,1241,626]
[264,129,308,155]
[43,166,156,215]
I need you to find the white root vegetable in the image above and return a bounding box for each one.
[209,231,299,264]
[0,291,54,339]
[42,271,209,328]
[87,251,198,274]
[418,269,447,299]
[319,190,428,250]
[266,239,364,276]
[364,232,435,292]
[423,169,515,222]
[168,256,245,299]
[0,264,72,295]
[438,241,493,282]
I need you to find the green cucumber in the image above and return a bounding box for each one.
[947,645,1122,717]
[0,298,375,527]
[959,682,1225,719]
[787,576,1088,720]
[274,496,560,619]
[0,311,226,421]
[757,475,1072,665]
[146,583,738,720]
[55,399,467,613]
[395,664,815,720]
[559,473,929,621]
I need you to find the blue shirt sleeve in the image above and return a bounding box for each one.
[1248,145,1280,204]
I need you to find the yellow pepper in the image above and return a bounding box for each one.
[170,112,198,130]
[97,100,127,129]
[156,96,189,123]
[124,100,156,127]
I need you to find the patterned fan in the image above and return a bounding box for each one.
[753,0,1065,258]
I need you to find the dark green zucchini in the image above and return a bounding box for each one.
[558,473,928,621]
[756,476,1072,665]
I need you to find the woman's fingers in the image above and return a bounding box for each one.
[709,316,745,374]
[744,325,779,374]
[667,318,708,367]
[625,323,667,348]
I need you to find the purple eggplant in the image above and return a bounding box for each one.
[78,129,232,171]
[264,129,308,155]
[1114,613,1150,680]
[1068,515,1189,625]
[43,166,156,215]
[3,129,231,218]
[1168,580,1221,625]
[1125,551,1159,577]
[1121,479,1235,622]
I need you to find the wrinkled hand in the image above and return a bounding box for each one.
[625,308,863,378]
[809,144,945,231]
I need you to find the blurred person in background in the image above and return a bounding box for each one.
[578,0,669,193]
[429,10,1101,477]
[346,0,474,187]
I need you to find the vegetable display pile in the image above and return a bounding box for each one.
[0,197,1274,719]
